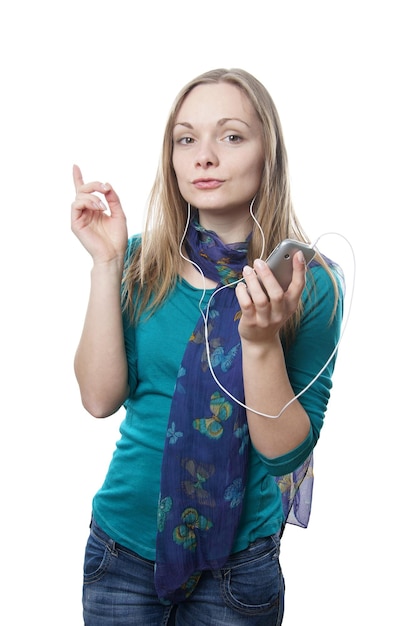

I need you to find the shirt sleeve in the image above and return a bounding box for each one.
[255,262,344,476]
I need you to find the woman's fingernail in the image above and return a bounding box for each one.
[243,265,254,275]
[254,259,267,271]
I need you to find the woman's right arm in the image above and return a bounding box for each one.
[71,165,129,417]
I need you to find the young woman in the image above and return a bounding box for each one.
[71,68,343,625]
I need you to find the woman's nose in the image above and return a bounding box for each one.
[194,140,219,168]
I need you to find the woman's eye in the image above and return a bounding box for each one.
[177,136,195,145]
[225,134,242,143]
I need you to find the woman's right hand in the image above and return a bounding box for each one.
[71,164,128,264]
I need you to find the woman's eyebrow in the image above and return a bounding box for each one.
[174,121,193,129]
[218,117,250,127]
[174,117,250,129]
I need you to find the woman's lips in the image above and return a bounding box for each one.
[192,178,224,189]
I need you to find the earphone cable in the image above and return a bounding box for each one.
[179,204,355,418]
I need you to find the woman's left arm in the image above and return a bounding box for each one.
[236,253,342,460]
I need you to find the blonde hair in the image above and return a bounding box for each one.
[122,68,338,340]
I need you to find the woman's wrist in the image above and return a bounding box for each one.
[240,333,283,361]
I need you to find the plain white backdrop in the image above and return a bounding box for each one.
[1,1,414,624]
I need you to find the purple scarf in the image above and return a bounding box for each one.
[155,219,250,602]
[154,218,314,601]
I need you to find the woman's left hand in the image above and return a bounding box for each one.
[235,252,306,344]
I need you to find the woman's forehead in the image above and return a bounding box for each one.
[175,82,257,125]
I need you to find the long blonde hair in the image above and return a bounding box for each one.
[122,68,338,340]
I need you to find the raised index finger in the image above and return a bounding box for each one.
[72,164,84,192]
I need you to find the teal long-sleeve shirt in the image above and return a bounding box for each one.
[92,256,343,560]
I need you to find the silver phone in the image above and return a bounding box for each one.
[266,239,315,291]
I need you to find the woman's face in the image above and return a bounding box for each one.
[172,82,264,226]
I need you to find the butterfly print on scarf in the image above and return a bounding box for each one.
[173,507,213,552]
[157,496,173,532]
[181,458,216,507]
[193,391,233,439]
[166,421,183,444]
[224,477,245,508]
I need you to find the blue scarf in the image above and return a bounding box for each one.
[155,218,250,602]
[154,218,315,601]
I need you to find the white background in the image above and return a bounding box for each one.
[1,1,414,624]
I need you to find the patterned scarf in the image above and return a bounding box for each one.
[277,453,314,531]
[155,218,250,602]
[154,218,315,601]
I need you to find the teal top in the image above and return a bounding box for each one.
[92,260,343,560]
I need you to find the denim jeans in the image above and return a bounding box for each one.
[83,518,285,625]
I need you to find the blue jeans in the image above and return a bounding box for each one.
[83,518,285,625]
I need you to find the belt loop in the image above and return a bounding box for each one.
[109,539,118,557]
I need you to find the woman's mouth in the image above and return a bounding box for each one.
[192,178,224,190]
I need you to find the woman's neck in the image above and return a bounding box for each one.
[197,210,252,244]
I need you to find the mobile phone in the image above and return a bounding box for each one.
[265,239,315,291]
